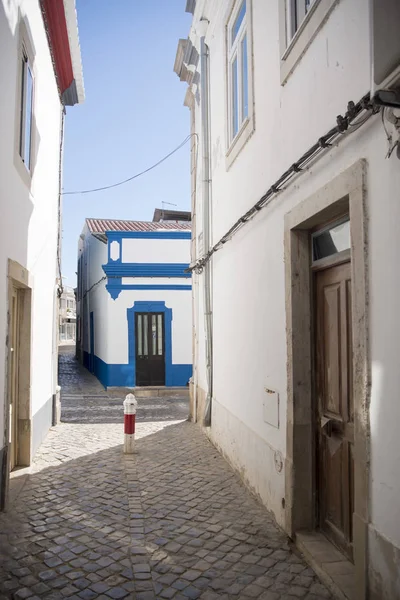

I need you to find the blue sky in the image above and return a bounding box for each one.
[62,1,192,286]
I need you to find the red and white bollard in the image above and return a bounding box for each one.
[123,393,137,454]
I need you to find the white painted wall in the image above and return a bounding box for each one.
[85,235,108,363]
[122,237,190,264]
[121,277,188,286]
[78,230,192,374]
[0,0,62,454]
[186,0,400,586]
[107,288,192,366]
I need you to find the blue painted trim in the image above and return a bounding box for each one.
[170,364,192,386]
[83,354,191,388]
[108,277,122,299]
[103,263,191,278]
[106,231,191,240]
[127,301,175,387]
[94,356,134,388]
[116,284,191,291]
[108,239,121,264]
[89,312,94,374]
[83,313,192,387]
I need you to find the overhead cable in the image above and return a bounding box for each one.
[62,134,197,196]
[189,92,379,274]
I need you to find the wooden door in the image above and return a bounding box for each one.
[315,261,354,560]
[135,313,165,386]
[9,287,20,470]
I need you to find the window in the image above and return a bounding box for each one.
[67,299,74,310]
[280,0,337,84]
[228,1,249,142]
[19,50,34,171]
[61,298,66,311]
[311,218,350,262]
[66,323,75,341]
[286,0,317,42]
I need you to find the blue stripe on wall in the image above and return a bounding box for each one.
[169,364,193,387]
[82,352,191,389]
[103,263,191,278]
[94,356,134,388]
[108,284,192,291]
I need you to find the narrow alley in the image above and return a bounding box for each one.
[0,349,331,600]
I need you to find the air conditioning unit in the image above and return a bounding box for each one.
[371,0,400,107]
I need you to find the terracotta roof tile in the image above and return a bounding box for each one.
[86,218,191,234]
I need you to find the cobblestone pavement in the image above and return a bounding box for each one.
[0,348,331,599]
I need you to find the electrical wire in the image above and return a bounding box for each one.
[380,107,398,158]
[82,276,107,299]
[189,92,380,274]
[62,134,197,196]
[78,138,199,300]
[381,107,392,141]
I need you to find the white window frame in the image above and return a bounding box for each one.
[279,0,339,85]
[225,0,254,169]
[227,1,247,143]
[14,18,36,187]
[19,48,34,172]
[285,0,317,43]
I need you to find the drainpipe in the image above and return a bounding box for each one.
[199,31,213,427]
[52,105,65,426]
[191,146,199,423]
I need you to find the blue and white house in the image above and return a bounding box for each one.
[76,217,192,388]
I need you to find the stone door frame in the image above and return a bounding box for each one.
[284,160,370,597]
[2,260,32,510]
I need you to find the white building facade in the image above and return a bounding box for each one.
[176,1,400,598]
[76,219,192,389]
[59,285,76,344]
[0,0,83,508]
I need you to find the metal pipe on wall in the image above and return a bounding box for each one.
[200,34,213,427]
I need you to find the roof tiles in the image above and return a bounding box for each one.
[86,218,191,234]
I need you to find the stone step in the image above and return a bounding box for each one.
[107,386,190,398]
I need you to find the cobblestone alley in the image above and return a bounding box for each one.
[0,347,331,600]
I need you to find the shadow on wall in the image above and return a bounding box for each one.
[0,3,43,505]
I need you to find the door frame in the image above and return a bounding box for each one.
[127,301,172,387]
[2,260,32,510]
[9,285,21,472]
[284,161,369,597]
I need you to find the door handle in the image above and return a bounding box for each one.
[321,418,332,437]
[321,417,343,437]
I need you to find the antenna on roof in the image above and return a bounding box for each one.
[162,201,178,209]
